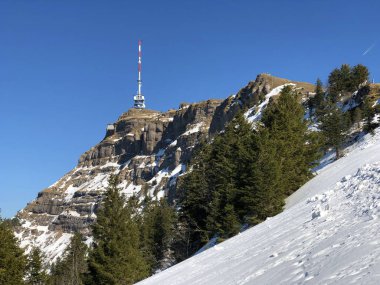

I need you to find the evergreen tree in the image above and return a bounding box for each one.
[327,64,370,102]
[86,175,149,285]
[206,133,236,229]
[363,96,376,133]
[352,107,362,129]
[217,203,240,240]
[328,67,345,102]
[0,216,27,285]
[313,78,325,115]
[228,113,258,221]
[49,233,88,285]
[180,144,212,251]
[140,199,175,272]
[66,233,87,285]
[25,247,48,285]
[339,64,354,92]
[48,257,66,285]
[261,86,320,195]
[238,128,283,225]
[319,101,350,158]
[351,64,369,90]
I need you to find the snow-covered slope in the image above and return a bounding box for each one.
[137,128,380,285]
[286,128,380,209]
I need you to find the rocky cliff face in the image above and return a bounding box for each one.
[209,73,315,134]
[15,100,222,262]
[15,74,315,263]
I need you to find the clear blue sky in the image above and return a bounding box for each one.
[1,0,379,217]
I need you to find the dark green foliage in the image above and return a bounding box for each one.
[262,86,321,195]
[180,87,320,254]
[48,233,87,285]
[180,112,255,250]
[86,175,149,285]
[316,64,371,155]
[351,64,370,90]
[328,67,347,101]
[356,85,371,103]
[310,78,325,116]
[48,258,66,285]
[319,101,350,158]
[239,128,283,224]
[25,247,48,285]
[328,64,369,102]
[352,107,362,128]
[0,216,27,285]
[140,199,176,273]
[363,97,377,133]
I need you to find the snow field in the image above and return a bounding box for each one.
[138,128,380,285]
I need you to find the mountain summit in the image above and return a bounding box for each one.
[15,74,315,263]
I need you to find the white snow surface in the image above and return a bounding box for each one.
[286,127,380,209]
[138,128,380,285]
[181,122,204,136]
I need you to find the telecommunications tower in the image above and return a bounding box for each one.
[133,40,145,109]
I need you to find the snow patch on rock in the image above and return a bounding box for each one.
[244,83,295,123]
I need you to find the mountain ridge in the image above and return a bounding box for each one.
[15,73,316,263]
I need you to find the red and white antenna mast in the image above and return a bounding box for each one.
[134,39,145,109]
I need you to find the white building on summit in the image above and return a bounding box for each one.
[134,40,145,109]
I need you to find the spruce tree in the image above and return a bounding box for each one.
[363,96,376,133]
[0,216,27,285]
[351,64,369,90]
[180,144,212,251]
[86,175,149,285]
[217,203,240,240]
[328,68,344,102]
[48,257,66,285]
[352,107,362,129]
[25,247,48,285]
[319,100,350,158]
[205,116,245,238]
[261,86,320,195]
[49,233,88,285]
[313,78,325,115]
[140,199,175,272]
[238,128,283,225]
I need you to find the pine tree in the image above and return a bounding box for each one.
[351,64,369,90]
[352,107,362,129]
[48,257,66,285]
[363,96,376,133]
[205,114,249,238]
[340,64,354,92]
[239,128,283,225]
[217,203,240,240]
[49,233,88,285]
[26,247,48,285]
[228,113,258,221]
[180,144,212,252]
[319,101,350,158]
[86,175,149,285]
[328,68,344,102]
[140,199,175,272]
[313,78,325,115]
[0,216,27,285]
[261,86,320,195]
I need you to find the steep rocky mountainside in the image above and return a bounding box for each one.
[15,74,315,263]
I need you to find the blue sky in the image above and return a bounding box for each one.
[0,0,379,217]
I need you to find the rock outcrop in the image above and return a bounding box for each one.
[15,74,315,263]
[209,74,315,134]
[15,99,223,262]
